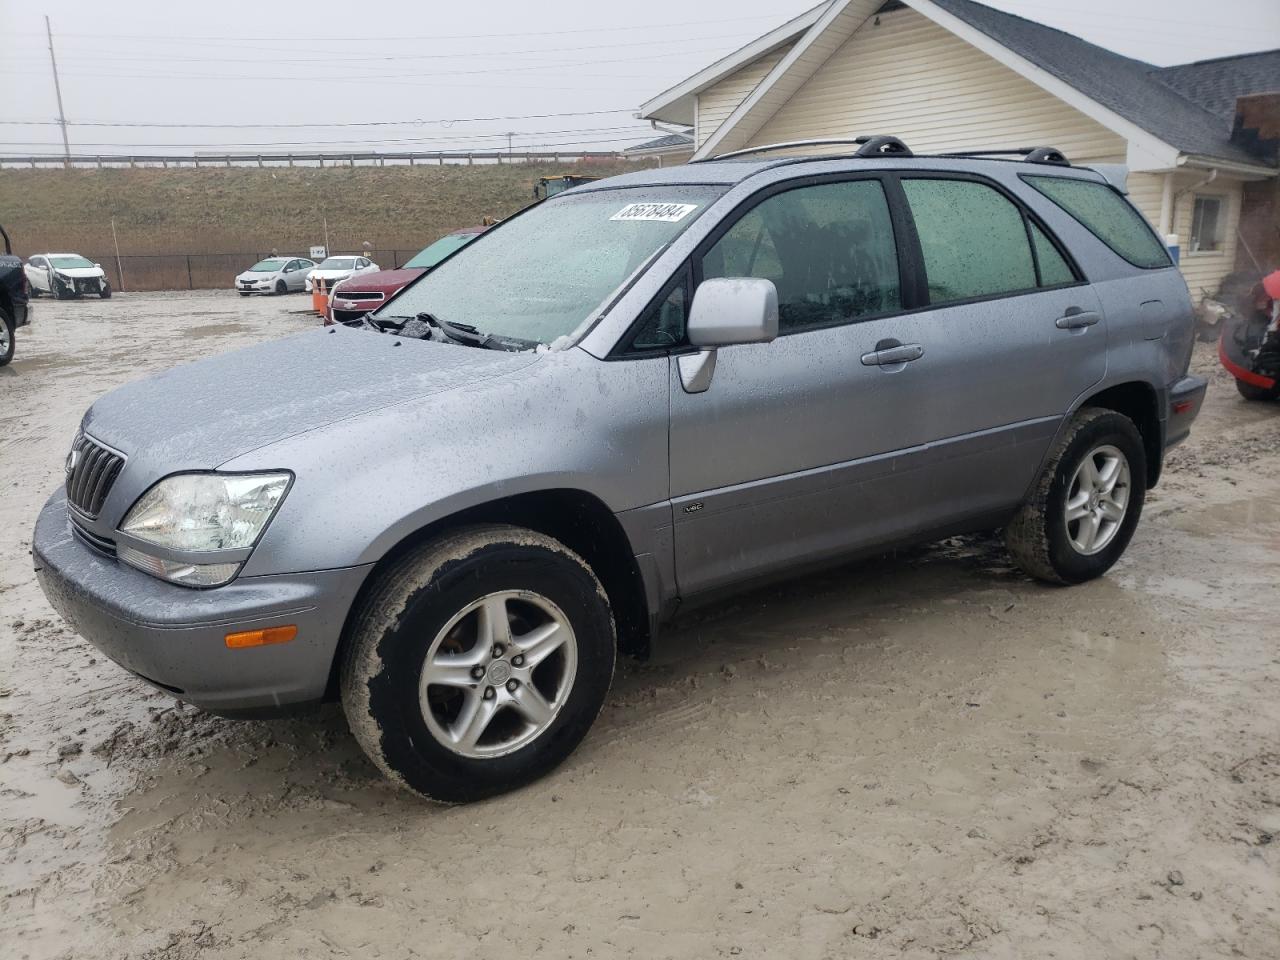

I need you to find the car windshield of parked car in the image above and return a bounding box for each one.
[49,255,95,269]
[249,258,287,272]
[404,233,477,269]
[318,257,357,270]
[381,185,724,345]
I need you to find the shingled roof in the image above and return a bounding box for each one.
[924,0,1277,167]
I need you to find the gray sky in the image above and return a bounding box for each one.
[2,0,1278,157]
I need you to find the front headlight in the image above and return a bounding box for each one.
[117,472,291,587]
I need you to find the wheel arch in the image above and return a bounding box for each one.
[1077,380,1162,488]
[326,487,651,699]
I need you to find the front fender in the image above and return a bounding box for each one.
[224,348,670,576]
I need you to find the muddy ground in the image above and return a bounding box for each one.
[1,292,1278,959]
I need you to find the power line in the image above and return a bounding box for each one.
[6,12,789,44]
[0,109,641,130]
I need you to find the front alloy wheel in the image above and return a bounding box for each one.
[420,591,577,758]
[342,525,615,802]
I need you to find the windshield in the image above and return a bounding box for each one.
[50,255,95,269]
[318,257,357,270]
[249,258,287,272]
[404,233,478,269]
[380,185,724,345]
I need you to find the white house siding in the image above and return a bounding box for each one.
[745,7,1127,162]
[694,43,794,148]
[1127,172,1245,295]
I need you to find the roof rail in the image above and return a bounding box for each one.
[697,135,913,163]
[936,146,1071,166]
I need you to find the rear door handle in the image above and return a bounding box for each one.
[1055,308,1100,330]
[861,342,924,366]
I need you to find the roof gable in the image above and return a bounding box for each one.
[646,0,1276,171]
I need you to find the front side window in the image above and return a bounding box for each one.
[701,179,900,335]
[382,185,724,346]
[1024,175,1170,269]
[1190,195,1223,253]
[902,178,1037,304]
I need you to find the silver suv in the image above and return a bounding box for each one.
[34,139,1206,802]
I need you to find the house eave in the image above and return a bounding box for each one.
[637,2,826,126]
[1178,154,1278,179]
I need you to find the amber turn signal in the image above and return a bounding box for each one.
[225,625,298,649]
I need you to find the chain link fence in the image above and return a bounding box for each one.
[81,250,417,292]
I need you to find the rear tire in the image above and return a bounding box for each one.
[1005,408,1147,584]
[1235,378,1279,402]
[341,524,615,803]
[0,307,14,367]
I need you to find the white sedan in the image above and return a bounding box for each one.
[235,256,316,295]
[305,255,379,293]
[25,253,111,299]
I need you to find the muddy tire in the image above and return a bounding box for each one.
[0,307,13,367]
[341,524,615,803]
[1005,408,1147,585]
[1235,378,1279,402]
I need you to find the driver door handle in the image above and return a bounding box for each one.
[861,342,924,366]
[1055,308,1100,330]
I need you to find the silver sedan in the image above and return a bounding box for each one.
[234,257,315,295]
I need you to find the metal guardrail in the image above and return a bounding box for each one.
[0,149,631,169]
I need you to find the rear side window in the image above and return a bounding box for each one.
[701,179,901,335]
[1030,222,1075,286]
[1023,175,1170,268]
[901,178,1037,304]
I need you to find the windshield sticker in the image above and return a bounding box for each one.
[610,202,698,223]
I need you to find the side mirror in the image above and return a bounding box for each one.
[94,262,102,269]
[679,277,778,393]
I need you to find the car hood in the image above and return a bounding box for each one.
[310,268,357,278]
[81,326,540,468]
[52,266,103,278]
[335,268,424,295]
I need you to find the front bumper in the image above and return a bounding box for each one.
[33,490,372,716]
[1164,374,1207,449]
[236,279,275,293]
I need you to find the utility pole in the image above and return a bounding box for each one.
[507,131,515,157]
[45,16,72,167]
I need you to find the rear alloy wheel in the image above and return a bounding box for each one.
[1006,408,1146,584]
[0,307,13,367]
[341,525,615,802]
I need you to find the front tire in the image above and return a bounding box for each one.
[99,282,111,299]
[1235,378,1279,402]
[341,525,616,803]
[1006,408,1147,584]
[274,279,287,295]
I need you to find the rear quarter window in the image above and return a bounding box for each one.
[1023,175,1170,269]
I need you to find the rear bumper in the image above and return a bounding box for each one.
[32,489,372,717]
[1164,374,1207,449]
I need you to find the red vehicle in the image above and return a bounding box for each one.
[326,226,486,325]
[1219,270,1280,402]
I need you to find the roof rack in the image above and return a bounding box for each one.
[935,146,1071,166]
[698,135,913,163]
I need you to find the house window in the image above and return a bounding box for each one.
[1190,195,1223,253]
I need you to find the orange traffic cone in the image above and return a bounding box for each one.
[312,276,328,320]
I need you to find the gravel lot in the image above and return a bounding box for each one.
[2,291,1278,959]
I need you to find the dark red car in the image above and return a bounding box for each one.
[326,226,486,325]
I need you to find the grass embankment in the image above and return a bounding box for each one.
[0,159,651,289]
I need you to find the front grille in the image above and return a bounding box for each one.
[71,520,117,557]
[340,290,384,302]
[66,433,125,519]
